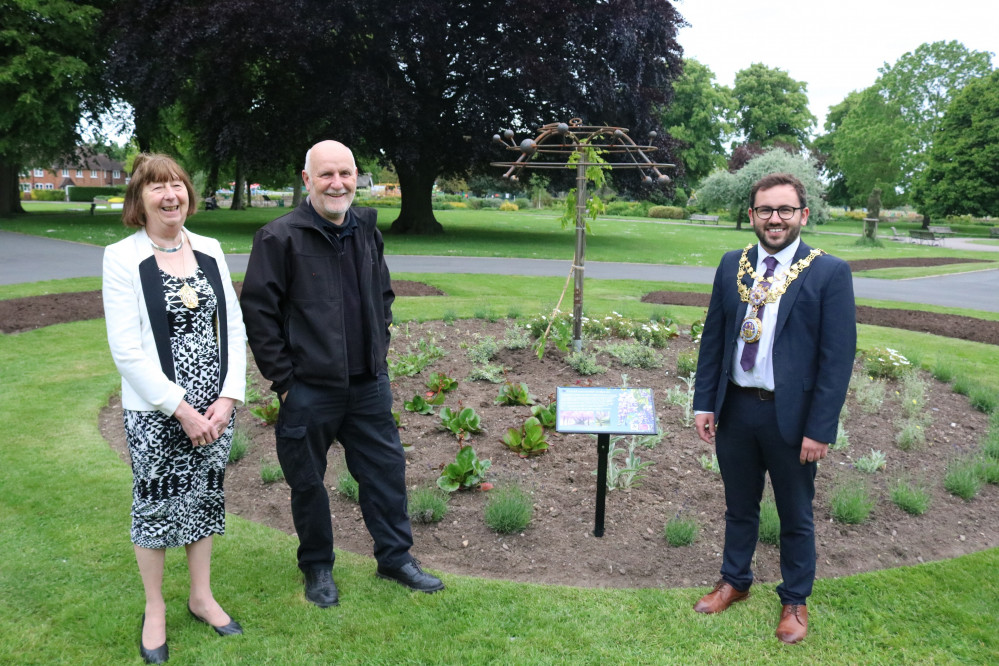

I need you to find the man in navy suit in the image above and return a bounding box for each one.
[692,172,856,644]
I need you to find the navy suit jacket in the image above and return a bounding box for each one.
[693,242,857,446]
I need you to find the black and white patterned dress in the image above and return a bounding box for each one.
[124,266,234,548]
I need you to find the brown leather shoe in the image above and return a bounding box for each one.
[776,604,808,644]
[693,579,750,614]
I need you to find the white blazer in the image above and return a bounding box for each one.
[103,227,246,416]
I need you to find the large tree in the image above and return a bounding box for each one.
[659,58,736,187]
[0,0,111,216]
[732,63,815,149]
[913,70,999,218]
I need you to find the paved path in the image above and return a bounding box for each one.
[2,230,997,313]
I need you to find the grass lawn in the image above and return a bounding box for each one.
[2,272,998,663]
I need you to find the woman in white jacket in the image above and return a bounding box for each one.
[103,154,246,664]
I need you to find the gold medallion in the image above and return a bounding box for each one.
[740,316,762,343]
[178,282,199,309]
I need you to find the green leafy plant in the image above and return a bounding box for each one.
[495,381,536,406]
[249,398,280,425]
[467,336,499,364]
[854,449,887,474]
[437,445,492,492]
[393,410,403,428]
[260,464,285,484]
[501,416,550,457]
[565,350,607,375]
[388,337,446,379]
[663,514,699,547]
[244,382,263,405]
[829,421,850,451]
[426,371,458,396]
[895,418,927,451]
[666,374,696,427]
[900,373,928,418]
[228,428,251,463]
[977,457,999,485]
[501,326,532,350]
[442,309,458,325]
[336,467,359,503]
[676,350,697,378]
[404,394,437,415]
[889,478,932,515]
[602,342,663,369]
[863,346,912,380]
[439,405,483,441]
[468,363,506,383]
[969,384,999,414]
[829,479,875,524]
[853,373,887,413]
[758,497,780,545]
[530,402,557,429]
[483,485,533,534]
[699,453,720,474]
[944,457,983,501]
[593,435,655,490]
[409,487,450,524]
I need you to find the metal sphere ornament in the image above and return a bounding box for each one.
[557,123,569,135]
[520,139,537,155]
[503,129,514,140]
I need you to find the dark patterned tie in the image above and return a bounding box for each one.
[740,255,778,371]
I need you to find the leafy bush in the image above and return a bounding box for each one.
[699,453,719,474]
[602,342,663,369]
[67,185,125,201]
[31,189,66,201]
[968,384,999,414]
[437,445,491,492]
[854,449,887,474]
[336,467,359,502]
[647,205,686,219]
[889,478,932,515]
[829,479,875,524]
[565,351,607,375]
[501,326,532,350]
[495,381,536,406]
[830,421,850,451]
[895,419,926,451]
[853,374,886,413]
[501,416,549,457]
[530,402,557,429]
[977,457,999,485]
[260,464,284,484]
[663,515,699,547]
[944,457,983,501]
[426,371,458,397]
[498,202,519,211]
[439,406,483,440]
[676,351,697,378]
[388,337,447,378]
[249,398,280,425]
[404,394,437,414]
[900,373,928,418]
[483,486,533,534]
[758,497,780,545]
[466,336,499,364]
[409,487,449,524]
[467,363,506,383]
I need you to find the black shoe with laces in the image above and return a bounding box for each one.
[303,566,339,608]
[376,558,445,593]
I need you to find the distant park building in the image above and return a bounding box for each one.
[19,151,126,193]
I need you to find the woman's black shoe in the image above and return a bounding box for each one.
[139,614,169,664]
[187,602,244,636]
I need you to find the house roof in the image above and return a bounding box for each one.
[46,149,125,173]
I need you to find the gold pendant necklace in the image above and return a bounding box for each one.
[736,245,824,342]
[156,230,198,309]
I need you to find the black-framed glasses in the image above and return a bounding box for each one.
[753,206,802,220]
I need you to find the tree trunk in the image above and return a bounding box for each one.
[204,161,220,198]
[0,160,27,217]
[920,213,930,230]
[245,178,253,208]
[292,173,303,207]
[389,162,443,235]
[231,160,245,210]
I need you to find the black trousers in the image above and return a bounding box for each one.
[715,387,817,605]
[274,374,413,571]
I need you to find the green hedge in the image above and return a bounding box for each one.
[647,205,686,219]
[31,189,66,201]
[68,186,125,202]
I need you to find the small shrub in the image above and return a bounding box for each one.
[468,363,506,383]
[889,478,932,516]
[530,402,557,429]
[699,453,720,474]
[426,371,458,396]
[409,487,449,523]
[501,416,550,457]
[336,467,359,502]
[565,351,607,375]
[951,375,973,396]
[404,394,437,414]
[602,342,664,369]
[647,205,686,219]
[498,201,519,211]
[900,373,927,418]
[249,398,280,425]
[758,497,780,545]
[895,418,926,451]
[854,449,887,474]
[495,381,537,406]
[968,385,998,414]
[663,515,699,547]
[388,337,447,379]
[245,383,263,405]
[676,351,697,378]
[439,406,483,440]
[854,375,886,413]
[944,458,983,501]
[442,310,458,325]
[501,326,532,350]
[633,320,678,348]
[977,457,999,485]
[467,336,499,364]
[863,347,912,380]
[260,464,285,484]
[931,362,956,383]
[228,428,251,463]
[483,486,533,533]
[829,421,850,451]
[982,429,999,460]
[829,479,875,524]
[437,445,491,492]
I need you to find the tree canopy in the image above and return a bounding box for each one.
[659,58,736,187]
[732,63,815,149]
[0,0,111,216]
[913,70,999,218]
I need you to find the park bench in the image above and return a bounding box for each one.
[90,197,109,215]
[909,229,942,245]
[927,225,954,237]
[689,214,719,224]
[990,227,999,238]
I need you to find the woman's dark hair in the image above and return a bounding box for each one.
[121,153,198,229]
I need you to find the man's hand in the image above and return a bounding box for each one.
[800,436,829,464]
[695,413,715,444]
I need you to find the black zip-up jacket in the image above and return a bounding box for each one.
[240,202,394,394]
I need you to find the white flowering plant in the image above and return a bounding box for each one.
[863,346,913,380]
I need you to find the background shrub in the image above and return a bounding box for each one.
[647,205,686,219]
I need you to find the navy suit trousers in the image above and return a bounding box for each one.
[274,374,413,571]
[716,387,817,605]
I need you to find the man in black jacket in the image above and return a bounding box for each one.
[241,140,443,607]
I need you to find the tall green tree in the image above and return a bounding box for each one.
[0,0,111,216]
[813,91,862,208]
[732,63,815,149]
[659,58,736,186]
[913,70,999,218]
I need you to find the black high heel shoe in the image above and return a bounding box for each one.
[139,613,169,664]
[187,601,244,636]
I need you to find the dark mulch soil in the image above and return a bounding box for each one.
[8,259,999,589]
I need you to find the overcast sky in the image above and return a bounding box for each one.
[674,0,998,132]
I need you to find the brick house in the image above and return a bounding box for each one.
[19,151,127,195]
